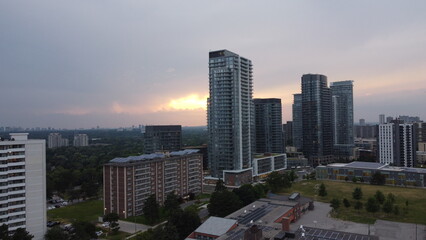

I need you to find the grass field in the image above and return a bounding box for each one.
[281,180,426,225]
[47,200,103,223]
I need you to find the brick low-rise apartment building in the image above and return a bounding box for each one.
[103,149,203,218]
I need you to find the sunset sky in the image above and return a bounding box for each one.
[1,1,425,128]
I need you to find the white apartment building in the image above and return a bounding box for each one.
[73,134,89,147]
[47,133,68,149]
[378,122,415,167]
[0,133,46,239]
[378,124,394,165]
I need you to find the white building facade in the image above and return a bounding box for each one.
[0,133,46,239]
[378,122,415,167]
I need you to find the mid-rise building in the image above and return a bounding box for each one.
[301,74,333,165]
[359,119,366,126]
[317,161,426,187]
[331,80,354,158]
[292,94,303,151]
[354,124,377,139]
[73,134,89,147]
[0,133,46,240]
[378,120,416,167]
[103,149,203,218]
[254,98,284,154]
[143,125,182,154]
[414,122,426,146]
[399,115,421,124]
[207,50,255,178]
[47,133,68,149]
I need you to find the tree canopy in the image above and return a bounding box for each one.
[143,195,160,224]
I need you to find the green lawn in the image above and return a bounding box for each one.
[124,208,168,226]
[47,200,103,223]
[281,180,426,225]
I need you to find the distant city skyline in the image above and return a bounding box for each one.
[1,1,425,128]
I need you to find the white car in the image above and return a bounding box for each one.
[96,230,103,236]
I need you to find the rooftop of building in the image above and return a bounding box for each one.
[325,161,426,174]
[192,216,237,237]
[254,153,286,159]
[108,149,200,164]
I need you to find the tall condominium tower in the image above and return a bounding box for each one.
[331,80,354,157]
[254,98,284,154]
[143,125,182,154]
[0,133,46,240]
[378,120,416,167]
[292,94,303,151]
[207,50,255,178]
[301,74,333,163]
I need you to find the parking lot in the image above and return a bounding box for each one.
[291,201,426,240]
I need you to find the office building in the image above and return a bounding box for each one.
[331,80,354,157]
[47,133,68,149]
[386,116,393,123]
[103,149,203,218]
[283,121,293,146]
[73,134,89,147]
[143,125,182,154]
[301,74,333,165]
[0,133,46,240]
[254,98,284,154]
[359,119,366,126]
[207,50,255,178]
[378,120,416,167]
[292,94,303,151]
[379,114,385,124]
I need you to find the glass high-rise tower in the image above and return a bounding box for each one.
[331,81,354,157]
[301,74,333,162]
[207,50,255,178]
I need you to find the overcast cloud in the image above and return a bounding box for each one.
[1,0,425,128]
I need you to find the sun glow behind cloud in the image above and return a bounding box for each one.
[167,94,207,111]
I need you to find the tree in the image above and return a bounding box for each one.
[370,171,386,185]
[382,198,394,213]
[233,184,257,206]
[169,209,201,240]
[253,184,268,198]
[143,195,160,224]
[318,183,327,197]
[374,190,385,204]
[354,201,363,212]
[71,221,97,240]
[289,170,298,182]
[344,176,349,181]
[45,226,69,240]
[366,197,380,213]
[164,192,180,216]
[0,224,9,240]
[214,179,227,192]
[266,171,292,193]
[387,193,395,204]
[103,212,119,223]
[343,198,351,208]
[330,198,340,211]
[352,187,363,200]
[208,190,242,217]
[352,177,358,183]
[393,205,400,215]
[12,228,33,240]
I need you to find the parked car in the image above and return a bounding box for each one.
[47,221,60,227]
[96,231,103,236]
